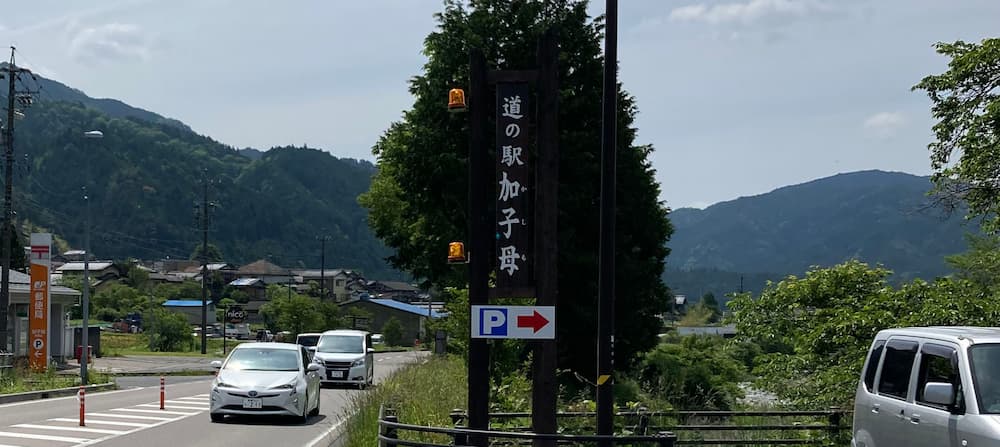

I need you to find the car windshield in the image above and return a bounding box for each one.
[297,335,320,347]
[223,348,300,371]
[317,335,363,353]
[971,344,1000,413]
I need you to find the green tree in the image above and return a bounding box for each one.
[946,234,1000,291]
[358,0,672,378]
[260,285,322,337]
[145,308,194,352]
[382,317,404,347]
[191,243,223,262]
[914,38,1000,228]
[728,260,1000,408]
[93,283,146,318]
[639,335,745,410]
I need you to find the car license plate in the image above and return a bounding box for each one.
[328,370,345,379]
[242,398,262,409]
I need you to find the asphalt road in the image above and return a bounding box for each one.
[0,351,426,447]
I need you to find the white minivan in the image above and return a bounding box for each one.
[310,329,374,388]
[853,326,1000,447]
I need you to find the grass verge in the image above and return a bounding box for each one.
[342,355,467,447]
[1,366,115,395]
[101,333,246,357]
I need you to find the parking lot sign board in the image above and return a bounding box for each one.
[471,305,555,339]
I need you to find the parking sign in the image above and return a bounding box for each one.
[471,305,555,339]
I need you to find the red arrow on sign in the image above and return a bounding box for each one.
[516,311,549,333]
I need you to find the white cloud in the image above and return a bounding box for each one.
[69,23,151,64]
[863,112,906,139]
[669,0,833,26]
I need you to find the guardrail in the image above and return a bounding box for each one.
[0,352,12,378]
[444,408,851,446]
[378,405,678,446]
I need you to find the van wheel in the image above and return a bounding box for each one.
[309,397,320,417]
[210,413,224,423]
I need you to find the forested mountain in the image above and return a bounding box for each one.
[11,95,400,279]
[665,170,975,301]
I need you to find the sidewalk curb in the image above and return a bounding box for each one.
[0,382,117,405]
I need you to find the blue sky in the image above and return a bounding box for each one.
[2,0,998,209]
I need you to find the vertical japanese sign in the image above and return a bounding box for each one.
[29,233,52,372]
[495,83,534,293]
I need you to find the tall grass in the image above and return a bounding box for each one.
[1,365,115,394]
[342,355,467,447]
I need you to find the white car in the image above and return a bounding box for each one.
[311,330,374,388]
[209,342,321,423]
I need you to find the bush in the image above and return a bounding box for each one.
[382,317,404,346]
[145,309,194,352]
[639,335,745,410]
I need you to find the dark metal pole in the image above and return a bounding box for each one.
[0,48,17,354]
[596,0,618,442]
[319,236,326,300]
[200,175,208,355]
[532,28,559,447]
[81,186,91,384]
[467,48,491,447]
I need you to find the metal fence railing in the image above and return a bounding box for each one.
[438,407,850,446]
[379,406,678,447]
[0,352,12,379]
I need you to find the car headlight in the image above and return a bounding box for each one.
[352,358,365,367]
[271,381,297,390]
[311,356,323,364]
[214,381,236,388]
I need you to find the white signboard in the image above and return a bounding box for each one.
[471,305,555,340]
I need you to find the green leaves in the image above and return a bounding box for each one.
[730,260,1000,408]
[914,38,1000,229]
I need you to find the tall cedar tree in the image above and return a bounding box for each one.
[360,0,672,377]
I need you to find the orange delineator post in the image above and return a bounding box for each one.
[78,386,85,426]
[160,376,165,410]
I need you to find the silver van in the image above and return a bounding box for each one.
[853,326,1000,447]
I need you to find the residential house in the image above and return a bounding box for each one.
[236,259,293,285]
[364,280,421,302]
[55,261,124,292]
[228,277,267,301]
[339,296,444,346]
[4,270,82,362]
[292,269,362,301]
[162,300,217,326]
[183,262,238,283]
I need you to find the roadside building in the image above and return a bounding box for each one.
[338,296,444,346]
[162,300,217,326]
[4,270,82,362]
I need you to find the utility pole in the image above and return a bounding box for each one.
[197,171,214,355]
[0,47,36,354]
[596,0,619,444]
[317,235,330,300]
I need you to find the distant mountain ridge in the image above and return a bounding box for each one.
[10,71,401,280]
[666,170,974,297]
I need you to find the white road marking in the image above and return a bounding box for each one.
[0,387,145,410]
[305,416,348,447]
[110,408,195,416]
[136,404,205,411]
[165,399,207,405]
[12,424,125,435]
[0,443,24,447]
[88,412,174,421]
[0,431,90,443]
[50,418,148,428]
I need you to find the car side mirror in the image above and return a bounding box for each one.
[923,382,956,406]
[307,363,321,372]
[367,348,375,354]
[210,360,222,368]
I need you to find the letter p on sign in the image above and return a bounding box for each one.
[478,307,507,336]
